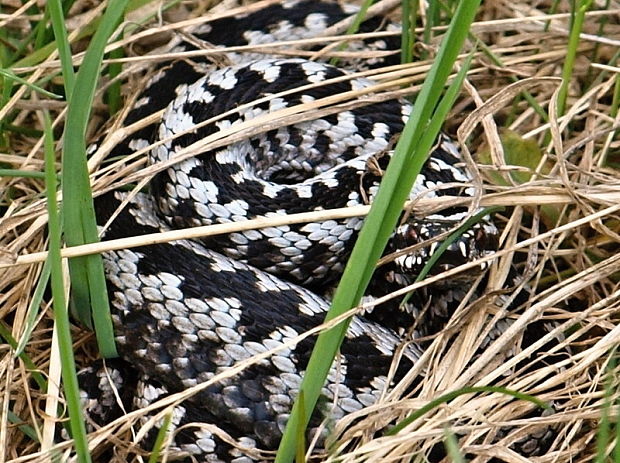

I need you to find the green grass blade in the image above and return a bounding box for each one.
[106,46,123,114]
[13,0,178,70]
[33,7,51,52]
[295,390,307,463]
[615,376,620,462]
[0,169,48,179]
[399,51,481,307]
[556,0,593,116]
[43,111,92,463]
[475,40,548,123]
[15,259,52,356]
[47,0,75,95]
[0,74,15,148]
[274,2,481,461]
[420,45,474,149]
[60,0,128,357]
[329,0,373,67]
[421,0,441,60]
[0,68,61,99]
[400,0,418,64]
[8,410,39,442]
[2,123,44,138]
[443,427,465,463]
[0,6,8,68]
[611,71,620,119]
[147,413,173,463]
[414,210,500,282]
[0,322,47,390]
[595,349,617,463]
[386,386,551,436]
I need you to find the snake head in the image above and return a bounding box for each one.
[386,215,499,287]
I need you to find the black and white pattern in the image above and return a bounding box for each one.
[150,58,497,287]
[77,1,560,461]
[91,191,426,458]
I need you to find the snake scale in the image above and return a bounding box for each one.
[76,1,562,461]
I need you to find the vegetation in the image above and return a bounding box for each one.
[0,0,618,461]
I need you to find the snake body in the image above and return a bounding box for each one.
[78,1,559,461]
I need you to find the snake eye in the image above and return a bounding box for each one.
[473,223,499,253]
[406,226,419,242]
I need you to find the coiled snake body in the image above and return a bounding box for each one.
[78,1,557,461]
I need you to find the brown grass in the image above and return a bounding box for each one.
[1,0,619,461]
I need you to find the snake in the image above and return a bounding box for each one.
[76,1,561,461]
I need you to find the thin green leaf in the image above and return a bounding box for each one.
[44,111,92,463]
[15,259,52,356]
[106,46,123,115]
[60,0,128,357]
[33,7,51,52]
[148,413,173,463]
[0,75,15,148]
[557,0,594,117]
[401,0,417,64]
[596,348,617,463]
[421,0,440,60]
[0,68,61,99]
[329,0,373,66]
[611,71,620,119]
[47,0,75,95]
[275,2,481,461]
[475,40,549,123]
[387,386,551,436]
[295,390,307,463]
[1,123,45,137]
[7,410,39,442]
[443,427,465,463]
[0,322,47,390]
[419,44,474,150]
[0,169,48,179]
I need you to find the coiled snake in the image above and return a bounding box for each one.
[77,1,560,461]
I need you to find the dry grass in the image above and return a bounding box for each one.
[1,0,619,462]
